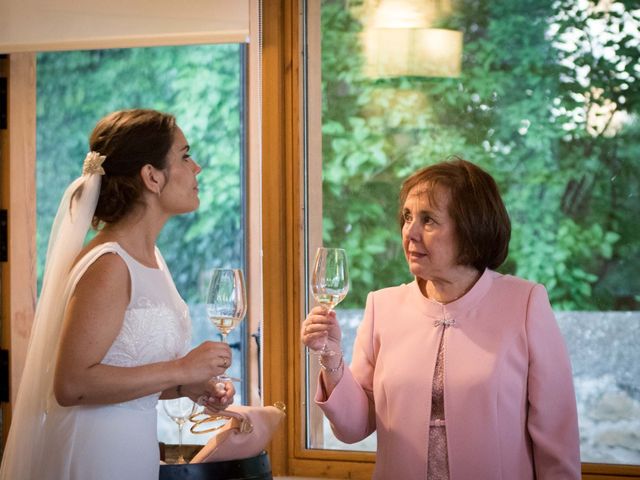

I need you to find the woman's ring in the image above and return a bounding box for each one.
[222,358,229,368]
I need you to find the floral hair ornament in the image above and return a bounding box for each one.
[82,151,106,176]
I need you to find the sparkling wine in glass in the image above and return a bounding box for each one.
[205,268,247,381]
[162,398,195,464]
[310,247,349,356]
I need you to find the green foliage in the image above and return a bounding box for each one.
[320,0,639,310]
[36,45,243,302]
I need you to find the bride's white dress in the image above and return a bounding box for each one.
[35,242,191,480]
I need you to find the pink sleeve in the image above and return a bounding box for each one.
[526,284,581,479]
[314,293,377,443]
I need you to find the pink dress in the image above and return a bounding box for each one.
[317,269,581,480]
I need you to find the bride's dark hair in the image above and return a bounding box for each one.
[88,109,176,228]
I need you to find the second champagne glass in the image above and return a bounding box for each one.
[310,247,350,356]
[205,268,247,382]
[162,398,196,464]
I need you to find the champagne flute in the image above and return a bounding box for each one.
[162,398,196,464]
[205,268,247,382]
[310,247,349,356]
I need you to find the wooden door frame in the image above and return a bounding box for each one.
[0,53,37,447]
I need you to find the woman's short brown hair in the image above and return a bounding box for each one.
[398,157,511,271]
[88,109,177,228]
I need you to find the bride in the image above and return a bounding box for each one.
[0,109,234,480]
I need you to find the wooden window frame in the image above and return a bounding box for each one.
[259,1,640,478]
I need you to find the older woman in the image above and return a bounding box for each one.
[301,158,580,479]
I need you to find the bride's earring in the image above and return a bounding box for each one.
[140,164,166,196]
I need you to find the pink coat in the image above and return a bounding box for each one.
[316,270,581,479]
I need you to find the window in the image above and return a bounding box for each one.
[300,0,640,473]
[35,44,247,445]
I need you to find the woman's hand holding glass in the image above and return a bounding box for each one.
[205,268,246,383]
[176,343,235,412]
[178,340,232,386]
[307,247,349,356]
[301,306,342,353]
[302,307,345,386]
[183,267,245,432]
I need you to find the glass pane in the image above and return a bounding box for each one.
[309,0,640,464]
[36,44,246,446]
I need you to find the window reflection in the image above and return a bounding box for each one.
[309,0,640,463]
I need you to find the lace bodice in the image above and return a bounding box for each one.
[72,243,191,410]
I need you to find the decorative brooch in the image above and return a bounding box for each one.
[82,151,106,176]
[434,318,456,328]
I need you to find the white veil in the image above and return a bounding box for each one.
[0,154,103,479]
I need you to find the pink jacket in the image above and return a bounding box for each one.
[317,270,580,479]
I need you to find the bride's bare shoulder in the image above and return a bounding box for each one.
[71,232,118,267]
[71,235,128,284]
[71,244,130,301]
[77,253,128,290]
[65,244,130,336]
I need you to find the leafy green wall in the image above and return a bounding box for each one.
[320,0,640,310]
[36,44,244,303]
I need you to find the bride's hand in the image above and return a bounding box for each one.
[178,341,231,384]
[202,380,235,413]
[183,379,235,410]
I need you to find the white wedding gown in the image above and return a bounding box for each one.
[35,242,191,480]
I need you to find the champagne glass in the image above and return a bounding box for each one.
[310,247,349,356]
[205,268,247,382]
[162,398,195,464]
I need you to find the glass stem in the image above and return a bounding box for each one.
[177,422,184,464]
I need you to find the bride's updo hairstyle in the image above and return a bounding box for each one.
[88,109,176,228]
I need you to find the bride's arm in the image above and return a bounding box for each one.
[54,253,230,407]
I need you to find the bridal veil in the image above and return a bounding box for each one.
[0,154,103,479]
